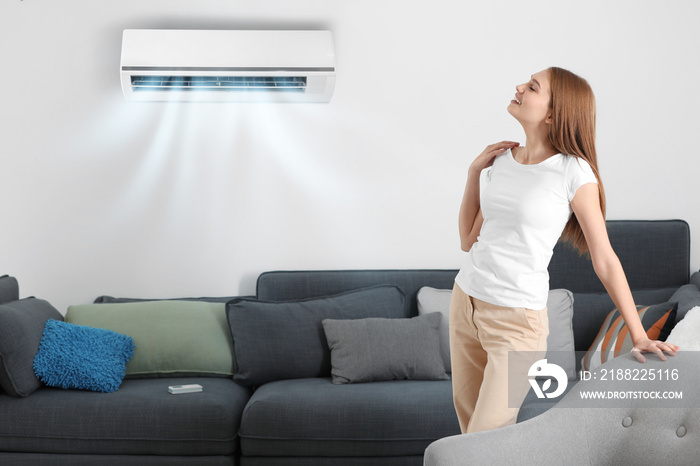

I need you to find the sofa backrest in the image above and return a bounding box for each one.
[549,219,690,293]
[257,220,691,355]
[257,269,458,317]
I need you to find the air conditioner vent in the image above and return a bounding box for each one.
[130,75,307,92]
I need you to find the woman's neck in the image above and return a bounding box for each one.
[515,133,558,165]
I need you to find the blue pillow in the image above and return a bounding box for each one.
[33,319,135,393]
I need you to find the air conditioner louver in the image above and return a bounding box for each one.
[120,30,335,102]
[130,76,308,92]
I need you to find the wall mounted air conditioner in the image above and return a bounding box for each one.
[120,29,336,102]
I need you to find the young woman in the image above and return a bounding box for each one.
[450,67,680,434]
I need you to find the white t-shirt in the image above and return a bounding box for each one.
[455,149,598,309]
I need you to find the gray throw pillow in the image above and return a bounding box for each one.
[545,289,576,381]
[322,313,450,384]
[226,285,407,387]
[0,298,64,397]
[416,287,576,380]
[417,287,453,373]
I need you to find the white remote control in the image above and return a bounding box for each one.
[168,384,203,394]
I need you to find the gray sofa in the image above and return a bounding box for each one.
[0,220,697,466]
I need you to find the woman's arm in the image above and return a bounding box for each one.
[458,171,483,252]
[570,183,680,362]
[459,141,519,251]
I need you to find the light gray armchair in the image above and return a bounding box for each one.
[424,351,700,466]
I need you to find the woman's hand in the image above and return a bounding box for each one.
[469,141,520,174]
[630,337,680,363]
[458,140,519,252]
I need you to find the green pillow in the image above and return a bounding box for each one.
[65,300,233,378]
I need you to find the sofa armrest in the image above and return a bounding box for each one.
[424,406,589,465]
[0,275,19,304]
[425,352,700,466]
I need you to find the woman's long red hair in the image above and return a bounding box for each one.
[548,67,606,256]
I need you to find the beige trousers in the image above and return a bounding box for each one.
[449,283,549,433]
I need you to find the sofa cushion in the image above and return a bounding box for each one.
[239,377,460,457]
[0,298,63,397]
[581,301,677,371]
[322,313,448,384]
[227,285,407,388]
[0,377,251,456]
[33,320,135,393]
[66,300,233,378]
[0,275,19,304]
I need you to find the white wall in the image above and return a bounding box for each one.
[2,0,699,313]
